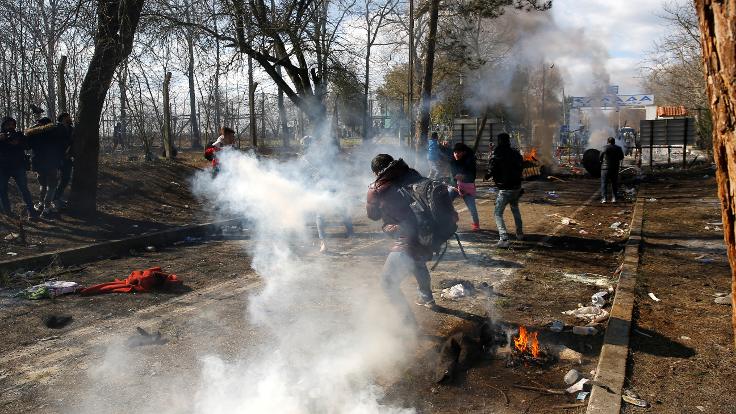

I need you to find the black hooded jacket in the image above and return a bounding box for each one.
[0,117,27,171]
[599,143,624,171]
[488,142,523,190]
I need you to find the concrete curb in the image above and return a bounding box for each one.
[586,196,645,414]
[0,219,243,273]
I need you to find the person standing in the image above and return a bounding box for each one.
[26,117,64,218]
[204,127,236,176]
[449,142,479,231]
[367,154,436,327]
[54,113,74,208]
[599,136,624,203]
[486,133,524,248]
[0,117,37,220]
[427,132,442,179]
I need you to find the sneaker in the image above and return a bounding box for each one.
[319,240,328,253]
[496,239,510,248]
[516,232,524,241]
[471,223,480,232]
[601,199,607,204]
[611,197,617,203]
[34,202,43,212]
[415,299,436,309]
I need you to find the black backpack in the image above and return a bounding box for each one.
[400,178,459,253]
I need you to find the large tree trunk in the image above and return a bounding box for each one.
[163,71,174,159]
[414,0,440,157]
[696,0,736,348]
[118,65,128,149]
[187,33,201,148]
[363,47,371,141]
[56,55,67,114]
[69,0,145,215]
[277,66,288,148]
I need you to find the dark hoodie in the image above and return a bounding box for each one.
[449,143,477,184]
[488,141,523,190]
[0,116,27,171]
[366,159,431,259]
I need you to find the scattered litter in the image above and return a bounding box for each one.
[572,326,598,336]
[610,222,622,229]
[4,233,19,241]
[80,267,181,295]
[126,327,168,347]
[39,335,61,342]
[441,283,470,299]
[564,369,582,385]
[6,252,17,256]
[714,292,729,297]
[43,315,73,329]
[545,191,560,198]
[547,176,566,182]
[714,294,732,305]
[550,320,564,332]
[696,406,705,412]
[579,230,588,235]
[563,306,609,323]
[648,292,661,302]
[132,224,139,228]
[561,217,577,225]
[561,272,612,288]
[646,198,657,202]
[695,254,714,263]
[633,329,652,338]
[680,336,691,340]
[576,391,590,401]
[169,181,180,186]
[707,222,722,226]
[566,378,589,394]
[552,345,583,363]
[591,291,609,307]
[622,389,649,408]
[18,281,81,300]
[145,246,156,252]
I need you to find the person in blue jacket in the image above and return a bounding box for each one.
[427,132,442,179]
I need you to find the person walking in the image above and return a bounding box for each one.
[599,136,624,203]
[0,117,37,220]
[486,133,524,248]
[54,113,74,208]
[448,142,480,231]
[26,117,65,218]
[367,154,436,327]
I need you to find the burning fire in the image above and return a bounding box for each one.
[523,147,538,162]
[513,326,541,358]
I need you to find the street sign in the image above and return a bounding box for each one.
[570,94,654,108]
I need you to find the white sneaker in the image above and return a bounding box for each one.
[611,197,617,203]
[601,199,607,204]
[496,239,510,248]
[319,240,328,253]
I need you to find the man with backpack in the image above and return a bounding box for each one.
[367,154,458,325]
[486,133,524,248]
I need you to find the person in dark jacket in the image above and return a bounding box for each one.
[486,133,523,248]
[367,154,436,326]
[26,117,65,217]
[0,117,37,219]
[448,142,479,231]
[599,137,624,203]
[53,113,74,207]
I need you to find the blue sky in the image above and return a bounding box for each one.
[551,0,673,95]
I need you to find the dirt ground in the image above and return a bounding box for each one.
[0,165,635,414]
[624,171,736,414]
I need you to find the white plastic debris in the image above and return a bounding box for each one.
[648,292,661,302]
[564,369,581,385]
[561,217,577,225]
[714,294,732,305]
[44,281,82,297]
[441,283,468,299]
[145,246,156,252]
[646,198,657,202]
[6,252,18,256]
[576,391,590,401]
[592,291,609,307]
[610,222,622,229]
[572,326,598,336]
[563,306,609,323]
[566,378,589,394]
[622,389,649,408]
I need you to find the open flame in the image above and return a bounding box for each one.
[513,326,541,358]
[523,147,538,162]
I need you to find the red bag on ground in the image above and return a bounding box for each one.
[80,267,182,295]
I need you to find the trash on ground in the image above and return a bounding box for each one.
[591,291,609,307]
[126,327,168,347]
[441,283,470,299]
[648,292,661,302]
[714,294,732,305]
[564,369,582,385]
[547,176,566,182]
[80,267,182,295]
[145,245,156,252]
[561,217,577,225]
[579,230,588,235]
[43,315,73,329]
[563,306,609,323]
[552,345,583,364]
[646,198,657,202]
[546,191,560,198]
[566,378,590,394]
[622,389,649,408]
[572,326,598,336]
[561,272,612,288]
[681,336,691,340]
[714,292,729,297]
[6,252,18,256]
[550,320,564,332]
[610,222,622,229]
[4,233,19,241]
[18,281,82,300]
[576,391,590,401]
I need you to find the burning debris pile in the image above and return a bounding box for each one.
[506,326,556,367]
[522,148,543,179]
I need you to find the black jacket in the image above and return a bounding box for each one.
[600,143,624,170]
[26,123,66,171]
[0,130,27,171]
[450,149,477,184]
[488,144,523,190]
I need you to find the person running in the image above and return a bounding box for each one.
[367,154,436,327]
[0,117,37,220]
[486,133,524,248]
[599,136,624,203]
[448,142,479,231]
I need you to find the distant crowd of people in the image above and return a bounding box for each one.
[0,114,74,220]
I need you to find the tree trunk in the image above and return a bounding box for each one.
[260,90,266,143]
[45,40,57,118]
[363,47,371,141]
[69,0,145,215]
[696,0,736,348]
[414,0,440,156]
[56,55,67,114]
[277,66,288,148]
[118,65,127,149]
[333,95,341,150]
[163,71,174,159]
[249,58,257,147]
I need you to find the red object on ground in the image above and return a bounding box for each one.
[80,267,182,295]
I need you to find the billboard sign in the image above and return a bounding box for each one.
[571,94,654,108]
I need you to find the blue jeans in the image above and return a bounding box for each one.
[448,187,479,224]
[0,166,35,215]
[36,167,58,205]
[495,189,523,240]
[316,212,354,240]
[427,160,442,179]
[600,169,619,201]
[380,251,434,326]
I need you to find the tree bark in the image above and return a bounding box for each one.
[69,0,145,215]
[363,47,371,141]
[277,66,288,148]
[56,55,67,114]
[696,0,736,348]
[414,0,440,157]
[163,71,174,159]
[186,16,201,149]
[118,65,128,149]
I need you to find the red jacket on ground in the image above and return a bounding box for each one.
[80,267,181,295]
